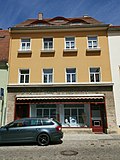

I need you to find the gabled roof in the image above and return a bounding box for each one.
[15,15,103,28]
[0,30,10,62]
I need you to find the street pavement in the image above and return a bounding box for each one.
[0,133,120,160]
[63,133,120,141]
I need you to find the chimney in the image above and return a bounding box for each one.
[38,12,43,20]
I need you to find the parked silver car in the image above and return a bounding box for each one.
[0,118,63,146]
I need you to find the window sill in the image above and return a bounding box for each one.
[86,48,101,52]
[41,49,55,53]
[18,50,32,54]
[63,48,78,53]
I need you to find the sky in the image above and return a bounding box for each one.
[0,0,120,29]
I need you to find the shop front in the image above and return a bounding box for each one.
[15,94,107,133]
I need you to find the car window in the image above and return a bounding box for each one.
[23,119,42,126]
[42,119,54,125]
[8,121,24,128]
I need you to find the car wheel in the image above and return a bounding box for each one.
[37,133,50,146]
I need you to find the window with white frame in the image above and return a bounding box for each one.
[88,36,98,49]
[43,69,53,83]
[65,37,75,49]
[36,104,56,119]
[20,38,31,51]
[66,68,76,83]
[90,67,101,82]
[43,38,53,50]
[19,69,29,84]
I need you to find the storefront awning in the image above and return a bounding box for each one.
[16,94,104,100]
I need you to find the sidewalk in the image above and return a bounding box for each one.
[63,133,120,141]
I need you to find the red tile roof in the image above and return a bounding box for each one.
[15,16,103,27]
[0,30,10,62]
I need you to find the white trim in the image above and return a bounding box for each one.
[8,82,113,87]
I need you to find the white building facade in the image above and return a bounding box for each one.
[108,26,120,129]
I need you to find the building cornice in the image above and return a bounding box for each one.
[7,82,113,88]
[9,24,109,33]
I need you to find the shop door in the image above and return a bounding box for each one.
[15,104,29,120]
[91,104,106,133]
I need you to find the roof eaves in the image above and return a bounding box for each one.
[10,24,109,32]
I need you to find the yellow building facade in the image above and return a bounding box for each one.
[7,15,116,133]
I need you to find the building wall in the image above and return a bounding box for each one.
[108,31,120,126]
[0,65,8,126]
[9,30,112,84]
[7,85,116,133]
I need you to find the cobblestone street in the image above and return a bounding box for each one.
[0,134,120,160]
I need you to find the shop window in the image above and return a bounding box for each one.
[64,104,90,127]
[36,104,56,119]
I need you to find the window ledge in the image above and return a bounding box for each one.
[63,49,78,53]
[18,50,32,54]
[41,49,55,53]
[86,48,101,52]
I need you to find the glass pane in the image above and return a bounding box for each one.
[22,43,25,49]
[67,68,76,73]
[95,74,100,82]
[22,39,30,42]
[43,69,52,73]
[21,70,29,74]
[66,42,70,48]
[37,109,42,118]
[49,75,52,83]
[90,74,94,82]
[50,109,56,119]
[93,41,97,48]
[67,74,70,82]
[44,109,49,117]
[72,74,76,82]
[44,42,48,49]
[25,75,29,83]
[27,43,30,49]
[71,42,75,48]
[20,75,24,83]
[44,75,47,83]
[49,42,53,48]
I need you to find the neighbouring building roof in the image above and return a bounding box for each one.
[0,30,10,62]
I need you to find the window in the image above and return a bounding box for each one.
[65,37,75,49]
[36,104,56,119]
[19,69,29,84]
[64,104,90,127]
[20,38,31,51]
[66,68,76,83]
[43,38,53,50]
[88,36,98,49]
[90,67,101,82]
[43,69,53,83]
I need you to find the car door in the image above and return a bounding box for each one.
[0,120,25,143]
